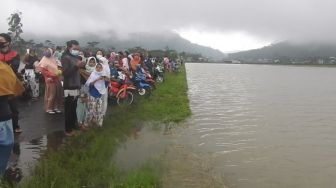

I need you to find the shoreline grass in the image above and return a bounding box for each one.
[14,66,191,188]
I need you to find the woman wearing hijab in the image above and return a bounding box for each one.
[96,50,110,116]
[85,57,97,74]
[84,63,109,127]
[37,48,63,114]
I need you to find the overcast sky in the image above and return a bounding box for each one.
[1,0,335,52]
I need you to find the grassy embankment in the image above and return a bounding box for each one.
[16,66,191,188]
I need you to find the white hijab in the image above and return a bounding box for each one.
[85,64,107,95]
[98,56,111,78]
[85,57,97,73]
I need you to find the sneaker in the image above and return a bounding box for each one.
[46,110,56,114]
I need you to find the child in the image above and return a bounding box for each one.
[85,57,97,74]
[76,93,88,130]
[84,63,108,127]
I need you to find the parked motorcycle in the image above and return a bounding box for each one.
[133,66,152,96]
[153,64,164,83]
[109,72,136,106]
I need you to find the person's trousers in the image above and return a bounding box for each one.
[64,96,77,133]
[102,92,108,116]
[44,82,63,111]
[0,119,14,175]
[8,98,19,130]
[0,144,12,176]
[44,82,56,111]
[0,119,14,146]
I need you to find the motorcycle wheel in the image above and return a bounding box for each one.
[138,88,146,96]
[117,91,134,106]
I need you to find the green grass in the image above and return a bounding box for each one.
[14,66,191,188]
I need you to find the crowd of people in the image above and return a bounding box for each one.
[0,33,182,176]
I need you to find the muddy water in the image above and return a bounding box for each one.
[9,63,336,188]
[185,63,336,188]
[114,122,226,188]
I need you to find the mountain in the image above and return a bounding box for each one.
[229,42,336,61]
[23,31,226,61]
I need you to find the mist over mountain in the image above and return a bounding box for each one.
[23,31,226,60]
[229,42,336,61]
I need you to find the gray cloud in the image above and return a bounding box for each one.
[1,0,336,42]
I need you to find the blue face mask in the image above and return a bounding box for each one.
[70,49,80,56]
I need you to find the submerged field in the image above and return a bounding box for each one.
[8,67,191,188]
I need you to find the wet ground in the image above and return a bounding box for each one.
[5,98,66,182]
[4,97,227,187]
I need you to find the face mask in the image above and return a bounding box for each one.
[0,42,9,53]
[70,50,80,56]
[96,55,103,59]
[0,42,7,49]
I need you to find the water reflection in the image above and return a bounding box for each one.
[114,123,173,171]
[3,131,65,184]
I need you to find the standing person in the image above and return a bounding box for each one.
[23,48,40,100]
[61,40,85,136]
[96,50,110,116]
[85,63,108,127]
[53,46,63,67]
[37,48,63,114]
[0,61,23,175]
[122,51,130,71]
[85,57,97,74]
[130,53,141,72]
[0,33,22,134]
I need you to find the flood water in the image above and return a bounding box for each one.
[7,63,336,187]
[184,63,336,188]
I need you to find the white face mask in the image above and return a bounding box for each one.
[70,50,80,56]
[96,55,103,59]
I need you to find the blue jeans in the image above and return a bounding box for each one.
[0,120,14,145]
[0,120,14,175]
[0,144,12,175]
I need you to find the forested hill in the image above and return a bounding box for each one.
[24,31,226,61]
[229,42,336,60]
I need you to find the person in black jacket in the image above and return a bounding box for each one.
[61,40,85,136]
[0,33,22,134]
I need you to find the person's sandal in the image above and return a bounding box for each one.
[79,126,89,131]
[14,128,23,134]
[46,110,56,114]
[54,109,62,114]
[65,131,75,137]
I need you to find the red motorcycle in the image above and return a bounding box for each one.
[109,76,136,106]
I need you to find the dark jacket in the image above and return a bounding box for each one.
[61,50,81,90]
[0,96,11,122]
